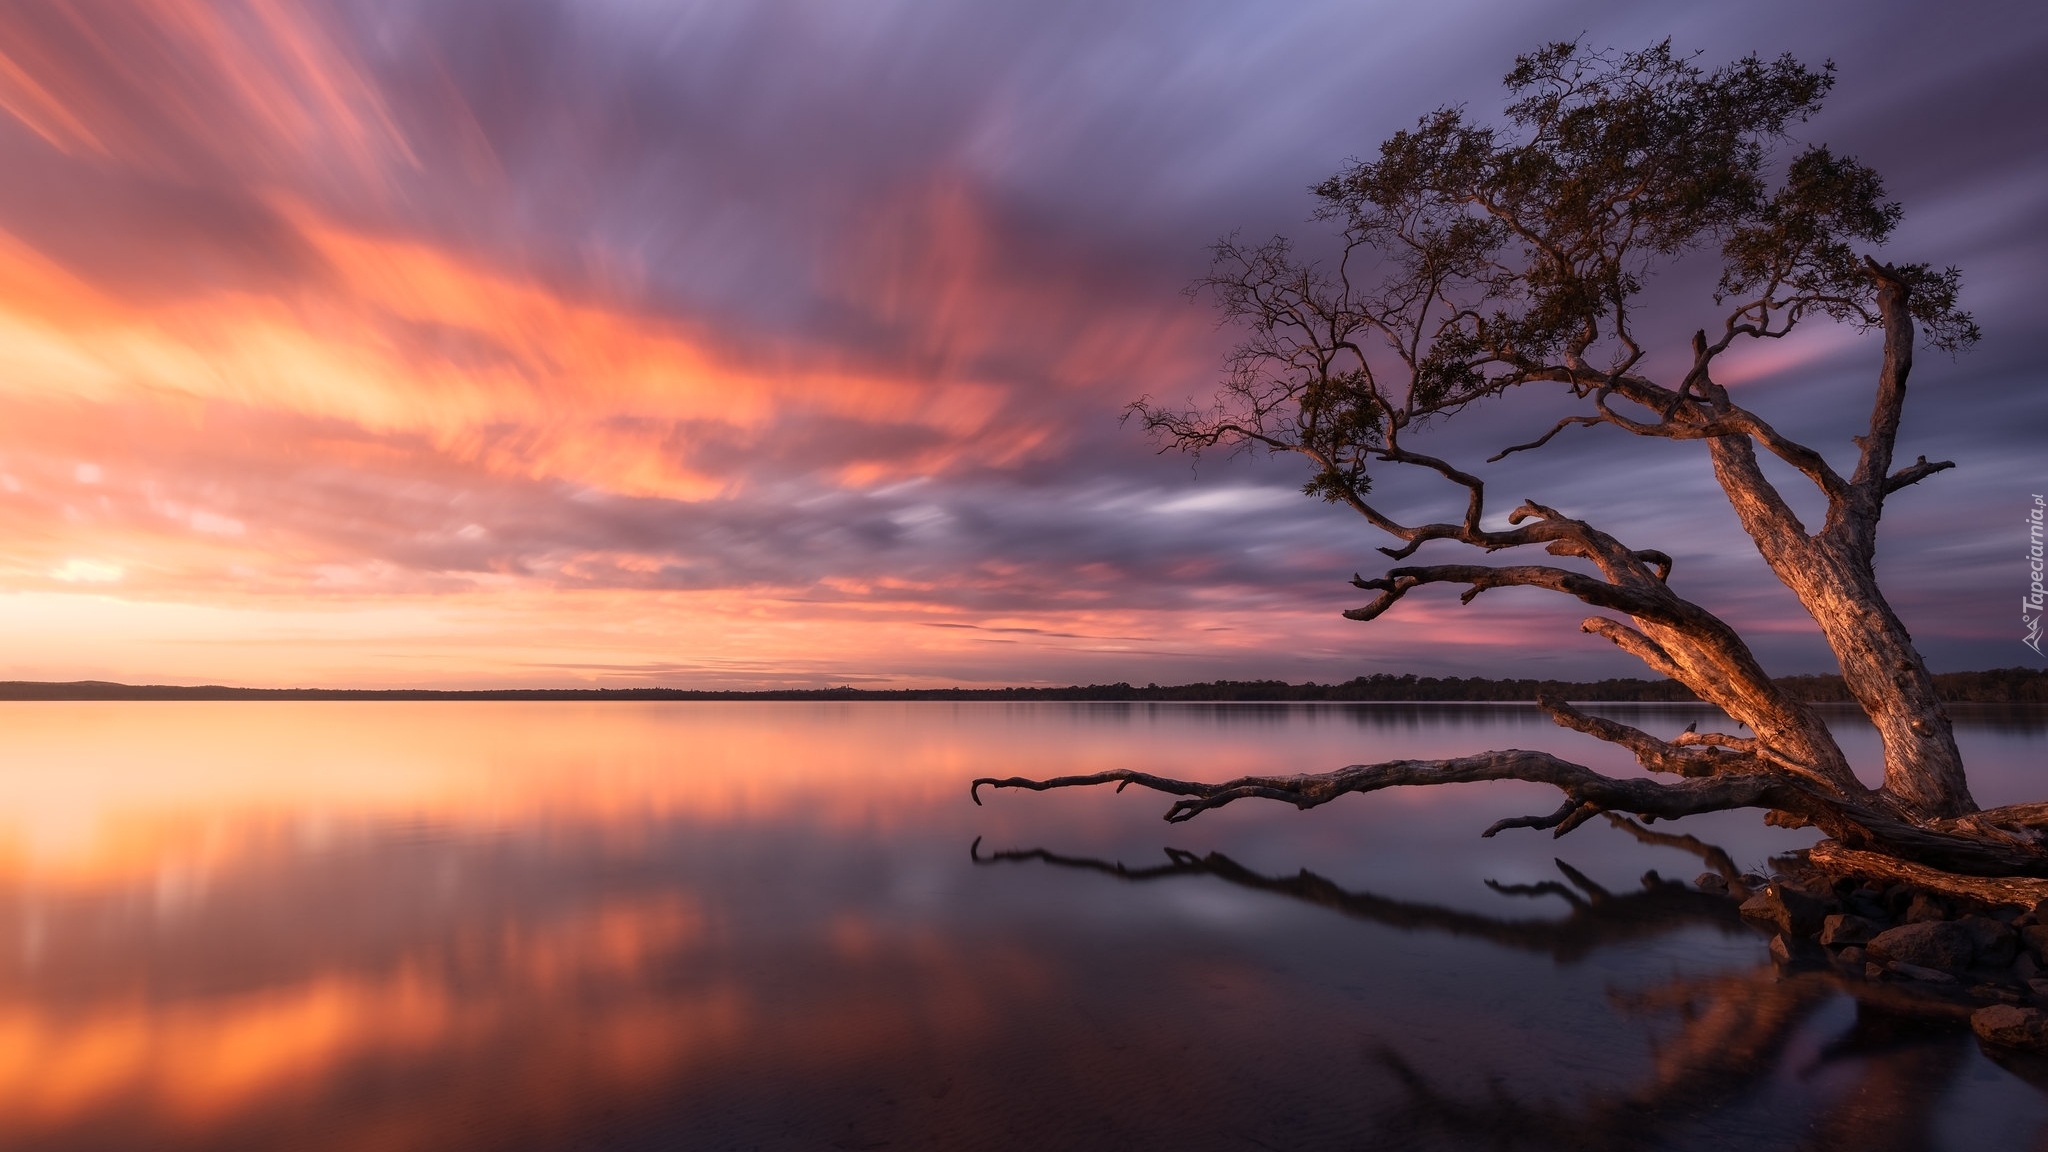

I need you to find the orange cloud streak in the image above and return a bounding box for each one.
[0,0,1440,688]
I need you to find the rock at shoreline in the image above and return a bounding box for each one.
[2022,925,2048,963]
[1740,884,1829,938]
[1769,934,1828,968]
[1820,914,1881,948]
[1888,961,1958,983]
[1903,892,1952,924]
[1958,915,2019,968]
[1846,889,1889,922]
[1973,1005,2048,1051]
[1868,921,1975,972]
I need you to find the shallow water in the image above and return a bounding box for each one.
[0,701,2044,1150]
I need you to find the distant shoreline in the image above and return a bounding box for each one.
[2,668,2041,704]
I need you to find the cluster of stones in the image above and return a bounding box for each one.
[1714,869,2048,1052]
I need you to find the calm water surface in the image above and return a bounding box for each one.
[2,701,2046,1150]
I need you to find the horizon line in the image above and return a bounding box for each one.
[0,668,2041,703]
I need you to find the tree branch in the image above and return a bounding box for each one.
[1578,617,1687,681]
[1849,258,1913,506]
[1535,695,1760,777]
[974,753,2048,878]
[1882,455,1954,495]
[972,749,1791,831]
[1592,371,1853,505]
[1345,563,1675,623]
[1488,415,1604,462]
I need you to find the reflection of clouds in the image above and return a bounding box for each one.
[0,701,1515,884]
[0,702,2040,1146]
[18,698,2039,895]
[0,896,719,1123]
[0,702,1084,1144]
[0,892,1045,1149]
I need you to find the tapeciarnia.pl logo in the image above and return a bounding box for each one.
[2027,494,2045,655]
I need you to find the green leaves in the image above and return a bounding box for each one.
[1716,147,1977,351]
[1718,147,1893,323]
[1894,263,1980,354]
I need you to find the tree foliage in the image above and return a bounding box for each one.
[1150,40,1974,504]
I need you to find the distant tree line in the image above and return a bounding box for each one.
[0,667,2041,702]
[1767,667,2048,705]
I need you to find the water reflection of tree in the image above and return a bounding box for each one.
[973,818,2046,1151]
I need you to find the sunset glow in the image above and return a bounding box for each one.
[5,7,2046,1149]
[0,700,1518,1144]
[1,1,2040,687]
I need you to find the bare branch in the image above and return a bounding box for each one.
[1488,415,1603,462]
[1491,800,1607,838]
[972,749,1792,832]
[1536,695,1760,777]
[1594,371,1853,505]
[1672,729,1757,753]
[1345,563,1678,624]
[1578,617,1686,681]
[1882,455,1954,495]
[973,754,2045,878]
[1631,550,1674,582]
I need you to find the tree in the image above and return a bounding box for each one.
[974,42,2048,904]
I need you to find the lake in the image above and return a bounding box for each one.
[2,701,2045,1150]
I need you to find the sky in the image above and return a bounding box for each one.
[0,0,2042,689]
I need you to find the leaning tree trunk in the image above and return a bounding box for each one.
[1700,270,1973,820]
